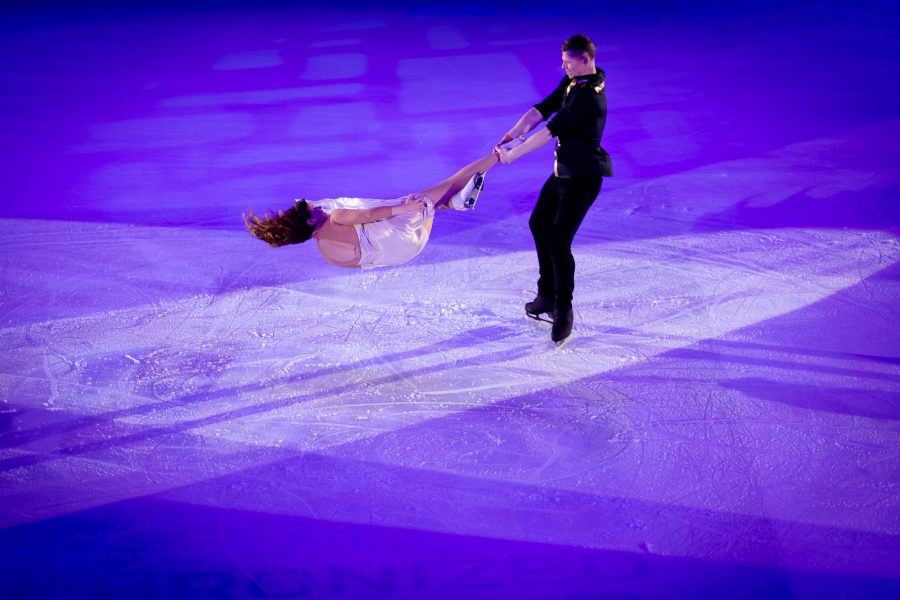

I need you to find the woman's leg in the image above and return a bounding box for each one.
[418,154,499,208]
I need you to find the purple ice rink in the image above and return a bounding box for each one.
[1,1,899,598]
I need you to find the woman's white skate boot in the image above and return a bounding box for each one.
[447,172,486,210]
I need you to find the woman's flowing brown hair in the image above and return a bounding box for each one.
[243,200,315,247]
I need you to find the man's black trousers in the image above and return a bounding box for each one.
[528,174,602,310]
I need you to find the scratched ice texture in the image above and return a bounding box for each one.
[0,1,898,599]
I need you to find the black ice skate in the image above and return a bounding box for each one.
[525,295,555,323]
[551,306,574,347]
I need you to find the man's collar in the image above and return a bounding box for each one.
[572,68,602,83]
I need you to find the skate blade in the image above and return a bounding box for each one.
[554,334,574,349]
[526,312,554,324]
[463,172,485,209]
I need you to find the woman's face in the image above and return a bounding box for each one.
[306,205,327,228]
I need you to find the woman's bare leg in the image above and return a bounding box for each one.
[418,154,499,208]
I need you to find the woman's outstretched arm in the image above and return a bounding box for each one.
[330,194,429,225]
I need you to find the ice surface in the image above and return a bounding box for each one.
[0,2,898,599]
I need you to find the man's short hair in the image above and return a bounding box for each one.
[561,34,595,60]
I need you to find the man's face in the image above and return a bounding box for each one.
[561,51,590,78]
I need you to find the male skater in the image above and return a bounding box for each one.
[494,34,612,346]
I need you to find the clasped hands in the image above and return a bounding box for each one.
[493,133,524,164]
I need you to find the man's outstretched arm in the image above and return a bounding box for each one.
[494,127,553,164]
[497,107,545,146]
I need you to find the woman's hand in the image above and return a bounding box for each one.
[393,193,429,215]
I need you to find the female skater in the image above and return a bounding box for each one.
[244,153,498,268]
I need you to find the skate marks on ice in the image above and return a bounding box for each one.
[0,217,897,528]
